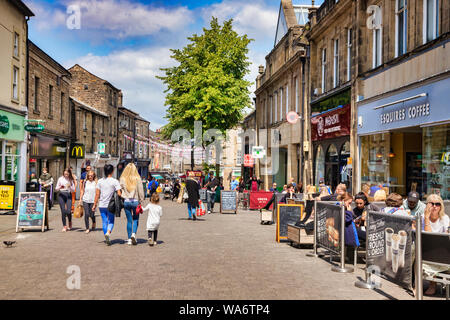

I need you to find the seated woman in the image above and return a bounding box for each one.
[341,193,360,248]
[352,192,381,244]
[317,183,347,201]
[382,193,409,216]
[420,194,450,296]
[373,189,387,202]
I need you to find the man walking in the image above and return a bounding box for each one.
[205,172,219,214]
[230,177,239,191]
[147,177,158,197]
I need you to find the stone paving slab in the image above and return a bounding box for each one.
[0,200,443,300]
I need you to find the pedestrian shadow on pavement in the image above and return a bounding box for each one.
[177,218,206,222]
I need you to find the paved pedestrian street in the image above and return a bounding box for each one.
[0,200,437,300]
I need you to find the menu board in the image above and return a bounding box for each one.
[16,192,48,232]
[220,191,237,214]
[315,202,342,255]
[276,204,303,242]
[0,181,15,211]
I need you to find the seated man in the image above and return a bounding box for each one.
[382,193,409,216]
[402,191,426,217]
[269,182,278,193]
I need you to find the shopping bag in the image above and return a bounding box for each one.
[156,186,162,193]
[73,202,84,218]
[197,200,206,216]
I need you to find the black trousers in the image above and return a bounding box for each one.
[58,191,72,227]
[83,202,96,229]
[148,230,158,242]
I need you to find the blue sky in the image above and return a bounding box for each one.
[25,0,321,130]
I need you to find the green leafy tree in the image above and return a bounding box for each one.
[158,17,253,177]
[158,17,253,139]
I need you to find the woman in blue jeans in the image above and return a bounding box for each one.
[119,163,145,245]
[92,165,122,245]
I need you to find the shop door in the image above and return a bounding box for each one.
[325,144,339,191]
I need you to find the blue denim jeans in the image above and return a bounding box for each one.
[124,200,139,239]
[99,207,115,235]
[187,203,196,219]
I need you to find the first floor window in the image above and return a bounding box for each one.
[12,67,19,100]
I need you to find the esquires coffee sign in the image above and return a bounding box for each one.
[311,104,351,141]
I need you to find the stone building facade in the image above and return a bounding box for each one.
[68,64,121,178]
[254,0,314,191]
[135,115,151,178]
[0,0,33,197]
[27,40,71,182]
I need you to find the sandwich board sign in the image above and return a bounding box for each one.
[16,192,49,232]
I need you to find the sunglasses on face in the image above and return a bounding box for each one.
[429,202,441,207]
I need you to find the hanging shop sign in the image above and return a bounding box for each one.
[244,154,254,167]
[30,135,66,158]
[311,104,351,141]
[24,124,45,133]
[97,142,106,154]
[252,146,266,159]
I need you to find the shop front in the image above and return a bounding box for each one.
[0,109,27,198]
[357,76,450,200]
[29,134,68,183]
[311,104,351,191]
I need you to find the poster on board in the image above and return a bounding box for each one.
[16,192,48,232]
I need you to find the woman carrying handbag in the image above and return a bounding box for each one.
[92,165,122,246]
[119,163,145,245]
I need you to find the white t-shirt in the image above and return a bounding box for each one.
[96,177,121,208]
[82,180,97,203]
[145,203,163,231]
[428,215,450,233]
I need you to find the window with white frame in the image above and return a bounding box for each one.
[321,48,326,93]
[333,39,339,88]
[396,0,407,57]
[274,91,278,122]
[373,24,382,68]
[269,95,273,124]
[280,87,284,119]
[347,29,352,81]
[13,33,19,57]
[12,67,19,100]
[295,77,298,113]
[286,84,289,112]
[423,0,438,43]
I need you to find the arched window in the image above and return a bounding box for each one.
[326,144,338,163]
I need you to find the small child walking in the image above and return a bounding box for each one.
[144,193,163,246]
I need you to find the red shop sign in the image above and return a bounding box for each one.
[249,191,273,210]
[244,154,254,167]
[311,104,351,141]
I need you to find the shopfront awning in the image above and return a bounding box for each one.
[152,174,164,180]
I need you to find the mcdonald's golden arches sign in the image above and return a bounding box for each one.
[70,144,85,159]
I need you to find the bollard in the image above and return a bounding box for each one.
[415,215,423,300]
[332,205,354,273]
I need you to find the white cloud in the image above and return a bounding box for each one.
[65,46,176,130]
[26,0,194,39]
[201,0,278,42]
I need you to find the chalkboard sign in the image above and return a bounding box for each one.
[220,191,237,214]
[16,192,48,232]
[199,189,207,202]
[315,202,342,255]
[277,204,303,242]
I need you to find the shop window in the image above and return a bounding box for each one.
[315,145,325,186]
[360,133,390,187]
[423,124,450,200]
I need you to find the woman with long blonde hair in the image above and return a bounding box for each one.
[119,163,145,245]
